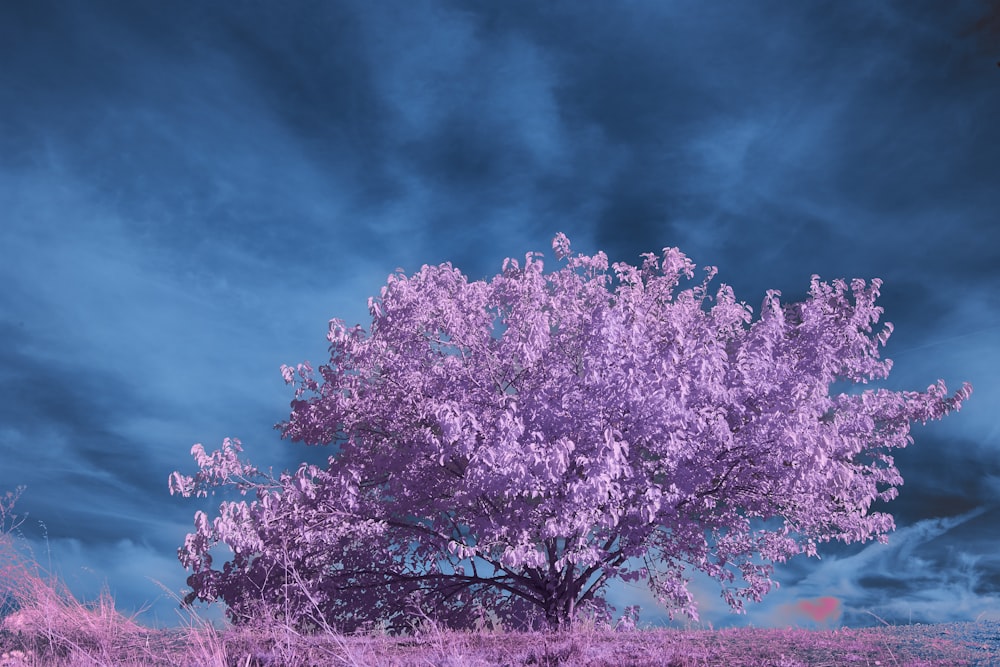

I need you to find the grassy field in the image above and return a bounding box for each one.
[2,607,998,666]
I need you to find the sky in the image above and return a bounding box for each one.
[1,0,998,631]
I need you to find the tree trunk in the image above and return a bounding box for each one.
[541,587,576,631]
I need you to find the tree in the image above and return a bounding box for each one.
[170,234,971,632]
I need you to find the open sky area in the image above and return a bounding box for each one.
[1,0,998,631]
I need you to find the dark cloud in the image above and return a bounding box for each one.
[0,321,181,540]
[883,434,1000,523]
[857,574,917,596]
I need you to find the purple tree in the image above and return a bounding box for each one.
[170,234,971,632]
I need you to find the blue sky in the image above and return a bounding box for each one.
[1,0,998,630]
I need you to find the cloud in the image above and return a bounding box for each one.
[759,508,1000,627]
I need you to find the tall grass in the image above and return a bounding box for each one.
[1,489,996,666]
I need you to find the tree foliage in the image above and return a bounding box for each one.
[170,234,971,632]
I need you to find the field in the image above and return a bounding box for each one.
[2,611,999,666]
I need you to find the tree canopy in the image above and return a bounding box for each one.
[170,234,971,632]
